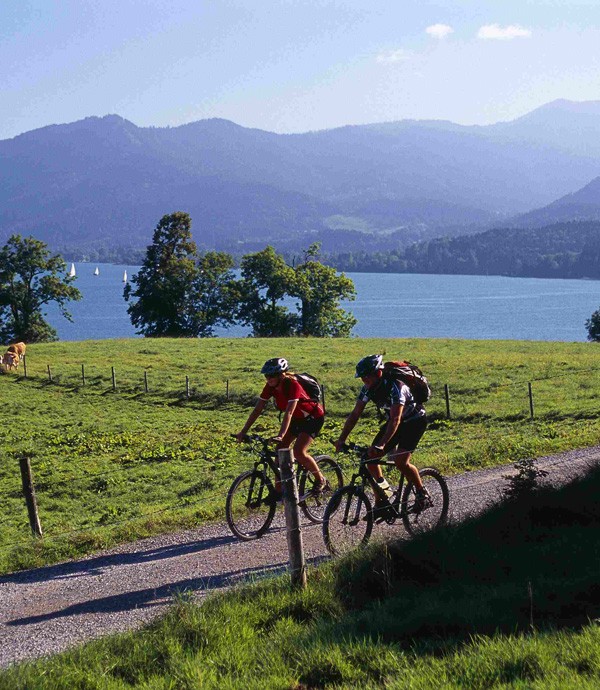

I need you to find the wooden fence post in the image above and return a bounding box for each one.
[23,355,27,378]
[444,384,451,419]
[81,363,86,386]
[226,379,229,400]
[185,375,190,398]
[47,365,52,382]
[279,447,307,589]
[19,456,43,537]
[528,382,535,419]
[144,370,149,393]
[111,366,116,390]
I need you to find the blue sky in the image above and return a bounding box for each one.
[2,0,600,139]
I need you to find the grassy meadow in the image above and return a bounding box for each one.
[1,336,599,574]
[2,462,599,689]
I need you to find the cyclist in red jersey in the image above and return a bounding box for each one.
[236,358,327,496]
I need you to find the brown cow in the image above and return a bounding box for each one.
[0,351,19,371]
[7,342,26,360]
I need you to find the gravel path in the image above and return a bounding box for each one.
[1,446,598,668]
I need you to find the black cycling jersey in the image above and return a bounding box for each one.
[358,376,425,422]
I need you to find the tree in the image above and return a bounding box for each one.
[190,251,238,337]
[236,246,297,337]
[293,243,357,337]
[125,213,237,337]
[0,235,81,342]
[585,308,600,342]
[123,213,194,337]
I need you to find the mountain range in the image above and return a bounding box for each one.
[2,99,600,254]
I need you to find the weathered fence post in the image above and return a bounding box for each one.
[528,382,535,419]
[226,379,229,400]
[22,356,27,378]
[19,456,43,537]
[185,375,190,398]
[111,366,116,390]
[81,364,86,386]
[444,384,451,419]
[47,365,52,382]
[144,370,149,393]
[321,384,326,412]
[279,447,307,589]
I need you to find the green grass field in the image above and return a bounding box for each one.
[2,462,599,689]
[1,337,599,574]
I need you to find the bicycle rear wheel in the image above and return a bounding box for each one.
[322,485,373,556]
[401,467,449,536]
[225,470,276,540]
[298,455,344,523]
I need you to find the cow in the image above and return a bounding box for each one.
[7,342,26,360]
[0,351,19,372]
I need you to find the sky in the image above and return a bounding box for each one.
[2,0,600,140]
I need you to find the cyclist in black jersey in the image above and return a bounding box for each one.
[334,354,431,513]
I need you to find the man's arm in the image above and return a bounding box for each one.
[334,399,367,451]
[372,403,403,452]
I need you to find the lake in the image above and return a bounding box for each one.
[45,263,600,342]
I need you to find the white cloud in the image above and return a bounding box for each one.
[426,24,454,39]
[477,24,532,40]
[376,48,413,64]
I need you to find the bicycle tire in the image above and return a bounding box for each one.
[225,470,276,540]
[322,485,373,556]
[298,454,344,524]
[400,467,449,537]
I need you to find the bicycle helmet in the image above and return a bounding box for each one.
[261,357,289,376]
[355,354,383,378]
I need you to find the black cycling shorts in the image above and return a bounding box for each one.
[374,414,427,453]
[289,415,324,439]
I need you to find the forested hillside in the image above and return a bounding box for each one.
[329,221,600,279]
[3,101,600,255]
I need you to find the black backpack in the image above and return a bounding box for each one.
[382,360,431,405]
[284,373,324,406]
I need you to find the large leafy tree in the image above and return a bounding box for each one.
[585,308,600,342]
[124,212,237,337]
[0,235,81,342]
[293,243,357,337]
[190,251,238,337]
[236,246,297,337]
[124,212,199,337]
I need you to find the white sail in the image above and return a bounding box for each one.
[94,266,99,276]
[69,263,76,277]
[123,270,128,282]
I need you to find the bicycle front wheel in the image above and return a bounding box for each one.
[298,454,344,523]
[225,470,276,540]
[322,485,372,556]
[401,467,449,537]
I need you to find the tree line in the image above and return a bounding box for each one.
[0,212,357,343]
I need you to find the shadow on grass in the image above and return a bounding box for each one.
[326,464,600,649]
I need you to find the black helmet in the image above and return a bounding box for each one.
[355,354,383,378]
[261,358,289,376]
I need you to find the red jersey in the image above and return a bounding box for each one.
[260,377,324,419]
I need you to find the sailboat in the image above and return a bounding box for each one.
[93,266,99,276]
[123,270,128,283]
[69,263,76,277]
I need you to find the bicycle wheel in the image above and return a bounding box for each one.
[298,455,344,523]
[225,470,276,540]
[401,467,449,537]
[322,485,373,556]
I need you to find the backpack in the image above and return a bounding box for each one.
[285,373,324,405]
[382,360,431,405]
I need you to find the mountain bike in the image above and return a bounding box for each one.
[322,442,449,556]
[226,434,343,541]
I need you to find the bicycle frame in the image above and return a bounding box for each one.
[341,443,409,521]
